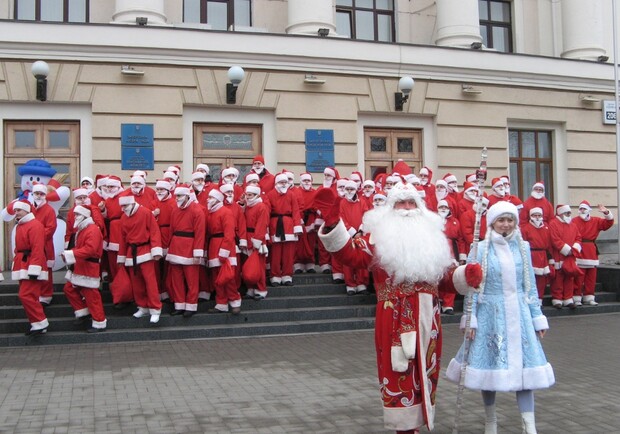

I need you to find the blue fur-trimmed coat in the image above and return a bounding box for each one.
[446,231,555,392]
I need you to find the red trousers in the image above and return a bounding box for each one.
[211,265,241,305]
[63,282,106,322]
[574,267,597,297]
[107,251,120,282]
[343,265,369,288]
[318,240,331,267]
[550,269,574,301]
[128,261,162,311]
[41,267,54,298]
[270,241,295,278]
[168,263,200,309]
[438,282,456,308]
[154,258,170,295]
[18,279,47,324]
[535,275,549,300]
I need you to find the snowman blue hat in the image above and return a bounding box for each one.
[18,159,57,178]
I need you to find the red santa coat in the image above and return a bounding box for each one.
[117,205,163,266]
[151,196,176,250]
[65,206,106,247]
[63,220,103,288]
[103,196,123,251]
[519,196,554,225]
[457,197,475,217]
[224,201,248,251]
[443,215,466,263]
[33,202,57,267]
[119,189,155,210]
[244,200,270,251]
[266,189,302,242]
[339,197,369,237]
[571,215,614,267]
[548,216,582,264]
[488,194,523,210]
[521,222,553,275]
[258,170,275,193]
[206,205,237,267]
[297,187,318,231]
[166,202,206,265]
[459,209,487,254]
[12,214,48,281]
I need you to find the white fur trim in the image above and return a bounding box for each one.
[293,225,303,234]
[572,243,581,253]
[391,346,409,372]
[560,244,571,256]
[174,302,186,311]
[30,318,49,331]
[75,307,90,317]
[251,238,263,250]
[117,256,126,264]
[63,250,76,265]
[218,248,230,258]
[317,220,350,253]
[446,360,555,391]
[107,242,119,252]
[238,239,248,248]
[347,227,357,237]
[165,254,196,265]
[532,265,550,276]
[150,247,163,258]
[401,331,417,359]
[91,319,107,329]
[576,258,598,267]
[0,272,3,281]
[229,299,242,308]
[27,265,42,276]
[70,273,101,289]
[532,315,549,331]
[452,265,477,295]
[383,404,427,431]
[208,257,237,267]
[185,303,198,312]
[459,314,478,330]
[605,212,614,220]
[192,249,204,257]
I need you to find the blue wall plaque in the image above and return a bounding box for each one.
[121,147,154,170]
[121,123,154,146]
[305,129,334,173]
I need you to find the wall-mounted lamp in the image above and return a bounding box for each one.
[580,94,601,103]
[31,60,49,102]
[395,76,414,111]
[121,65,145,76]
[470,41,483,50]
[304,74,325,84]
[136,16,148,26]
[462,84,482,95]
[597,55,609,63]
[318,28,330,37]
[226,66,245,104]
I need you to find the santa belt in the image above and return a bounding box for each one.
[247,227,255,233]
[18,249,32,261]
[85,257,100,263]
[173,231,194,237]
[530,248,546,251]
[129,241,150,270]
[376,281,437,302]
[209,233,224,238]
[271,213,292,239]
[160,224,170,228]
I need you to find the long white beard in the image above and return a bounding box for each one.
[363,206,454,285]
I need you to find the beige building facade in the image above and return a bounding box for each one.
[0,0,618,259]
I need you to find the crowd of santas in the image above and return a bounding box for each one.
[6,155,614,335]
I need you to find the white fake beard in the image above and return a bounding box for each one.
[344,192,356,201]
[493,187,506,198]
[157,192,169,201]
[562,216,572,224]
[363,190,373,198]
[225,195,233,204]
[438,210,450,218]
[34,198,46,207]
[253,166,264,175]
[436,190,447,201]
[579,213,590,221]
[530,218,544,228]
[323,177,333,188]
[301,183,312,191]
[131,186,143,195]
[531,191,544,200]
[363,206,454,285]
[275,185,288,194]
[193,182,204,192]
[74,214,86,229]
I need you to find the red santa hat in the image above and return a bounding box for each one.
[81,176,94,186]
[8,200,32,214]
[323,167,339,178]
[221,167,237,179]
[336,178,348,188]
[73,205,92,218]
[32,183,47,195]
[219,183,234,194]
[155,179,172,190]
[578,200,592,211]
[130,175,145,185]
[106,176,122,188]
[532,181,545,191]
[350,171,363,183]
[245,172,260,183]
[415,185,426,198]
[435,179,448,188]
[245,185,261,196]
[72,188,89,198]
[501,175,510,183]
[191,171,205,181]
[487,201,519,227]
[386,182,424,208]
[443,173,458,184]
[174,184,191,196]
[419,166,431,176]
[253,155,265,165]
[373,173,387,187]
[491,177,504,189]
[300,172,312,182]
[344,180,357,190]
[556,204,571,215]
[373,191,387,201]
[132,170,147,179]
[275,173,288,184]
[466,173,477,183]
[196,163,210,175]
[463,182,477,193]
[167,165,181,175]
[208,188,224,202]
[392,159,412,176]
[118,195,135,206]
[283,170,294,181]
[529,207,543,216]
[95,174,108,188]
[362,180,375,188]
[163,170,177,180]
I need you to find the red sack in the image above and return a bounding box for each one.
[298,232,314,262]
[109,265,134,304]
[242,250,263,286]
[561,252,584,277]
[215,259,235,286]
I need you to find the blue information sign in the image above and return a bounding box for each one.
[121,147,154,170]
[121,123,154,147]
[305,129,334,173]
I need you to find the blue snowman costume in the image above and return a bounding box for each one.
[447,201,554,433]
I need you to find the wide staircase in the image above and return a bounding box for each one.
[0,267,619,347]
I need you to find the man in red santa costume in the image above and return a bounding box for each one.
[360,180,376,209]
[418,166,435,199]
[316,183,481,433]
[242,185,270,299]
[65,188,105,250]
[519,182,554,225]
[456,181,479,217]
[340,179,370,295]
[191,171,209,208]
[99,175,124,287]
[151,179,176,302]
[316,167,339,273]
[487,177,509,209]
[206,189,241,314]
[520,207,554,303]
[548,204,582,309]
[294,172,318,273]
[437,199,466,314]
[434,179,456,215]
[460,196,489,255]
[31,183,57,306]
[443,173,460,202]
[266,173,302,286]
[10,200,50,335]
[572,200,614,306]
[166,184,205,317]
[500,176,523,210]
[251,155,275,193]
[62,205,107,333]
[221,182,247,289]
[117,195,163,324]
[119,175,154,210]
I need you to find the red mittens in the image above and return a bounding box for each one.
[465,263,483,288]
[314,188,341,227]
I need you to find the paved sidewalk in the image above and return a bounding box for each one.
[0,313,619,433]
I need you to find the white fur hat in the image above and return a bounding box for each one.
[174,185,191,196]
[155,179,172,190]
[32,183,47,194]
[191,171,205,181]
[130,175,145,185]
[208,189,224,202]
[300,173,312,182]
[386,183,424,208]
[245,185,261,196]
[196,163,210,175]
[219,183,234,194]
[118,195,135,206]
[245,173,260,183]
[487,201,519,227]
[275,173,288,184]
[74,205,91,218]
[529,207,543,216]
[73,188,89,198]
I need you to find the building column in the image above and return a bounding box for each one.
[286,0,335,36]
[435,0,482,48]
[112,0,167,25]
[560,0,606,60]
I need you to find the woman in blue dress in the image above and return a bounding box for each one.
[447,201,555,434]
